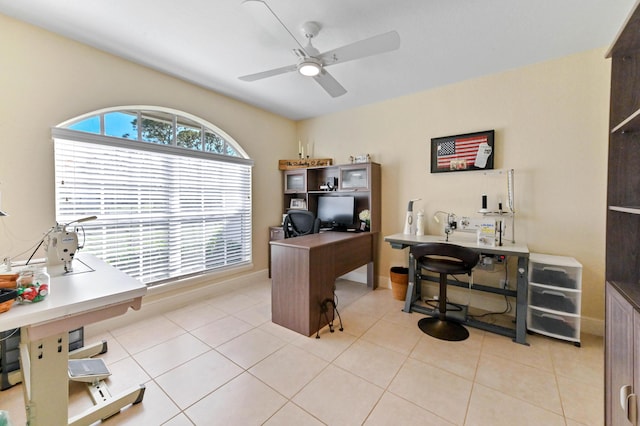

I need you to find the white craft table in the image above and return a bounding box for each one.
[0,253,147,425]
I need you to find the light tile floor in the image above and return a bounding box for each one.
[1,279,604,425]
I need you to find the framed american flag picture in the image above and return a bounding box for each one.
[430,130,495,173]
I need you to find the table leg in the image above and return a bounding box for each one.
[514,256,529,345]
[404,253,416,313]
[20,328,70,425]
[366,261,374,289]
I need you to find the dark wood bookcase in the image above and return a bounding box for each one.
[282,162,381,233]
[605,3,640,424]
[272,162,381,282]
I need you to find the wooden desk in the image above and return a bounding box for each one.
[384,233,530,345]
[1,253,147,425]
[270,232,375,336]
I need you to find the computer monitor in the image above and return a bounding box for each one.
[317,196,355,229]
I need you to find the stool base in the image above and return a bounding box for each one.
[418,317,469,341]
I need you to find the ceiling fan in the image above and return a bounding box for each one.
[239,0,401,98]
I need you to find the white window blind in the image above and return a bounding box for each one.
[53,136,252,285]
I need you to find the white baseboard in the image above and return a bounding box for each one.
[580,315,604,337]
[87,269,605,340]
[340,267,368,284]
[85,269,269,336]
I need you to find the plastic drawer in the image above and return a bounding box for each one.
[529,253,582,290]
[1,331,20,349]
[527,306,580,342]
[528,284,580,314]
[2,349,19,367]
[1,327,84,390]
[68,327,84,352]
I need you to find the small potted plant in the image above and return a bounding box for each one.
[359,209,370,231]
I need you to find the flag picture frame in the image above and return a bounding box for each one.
[430,130,495,173]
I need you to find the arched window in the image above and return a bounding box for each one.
[52,106,253,285]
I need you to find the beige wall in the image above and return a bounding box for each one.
[0,14,296,282]
[298,48,610,328]
[0,13,611,327]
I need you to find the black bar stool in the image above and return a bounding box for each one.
[410,243,479,341]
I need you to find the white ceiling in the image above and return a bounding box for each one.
[0,0,636,120]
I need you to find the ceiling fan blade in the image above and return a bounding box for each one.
[318,30,401,66]
[242,0,307,54]
[239,63,298,81]
[313,69,347,98]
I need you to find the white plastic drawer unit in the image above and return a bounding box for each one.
[529,253,582,290]
[527,306,580,342]
[527,253,582,345]
[528,284,580,314]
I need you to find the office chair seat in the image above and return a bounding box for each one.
[410,243,479,341]
[283,209,320,238]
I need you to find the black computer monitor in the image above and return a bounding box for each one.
[317,196,355,229]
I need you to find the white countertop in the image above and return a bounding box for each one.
[0,253,147,332]
[384,233,529,256]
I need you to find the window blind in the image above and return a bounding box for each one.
[53,137,252,285]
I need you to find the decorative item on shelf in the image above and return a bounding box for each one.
[320,177,338,191]
[278,158,332,170]
[359,209,371,231]
[349,154,371,164]
[298,140,315,159]
[290,198,307,209]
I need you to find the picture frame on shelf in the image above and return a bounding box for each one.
[290,198,307,209]
[430,130,495,173]
[350,154,371,164]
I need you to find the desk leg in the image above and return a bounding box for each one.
[514,256,529,345]
[366,261,374,289]
[20,328,70,426]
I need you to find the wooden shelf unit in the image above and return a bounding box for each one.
[273,162,381,286]
[282,162,381,233]
[605,3,640,425]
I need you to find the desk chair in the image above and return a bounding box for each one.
[411,243,479,341]
[283,209,320,238]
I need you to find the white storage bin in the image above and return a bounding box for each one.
[528,283,580,314]
[527,253,582,346]
[529,253,582,290]
[527,306,580,342]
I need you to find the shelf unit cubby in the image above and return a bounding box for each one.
[281,162,381,233]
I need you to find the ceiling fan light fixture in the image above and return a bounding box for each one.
[298,58,322,77]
